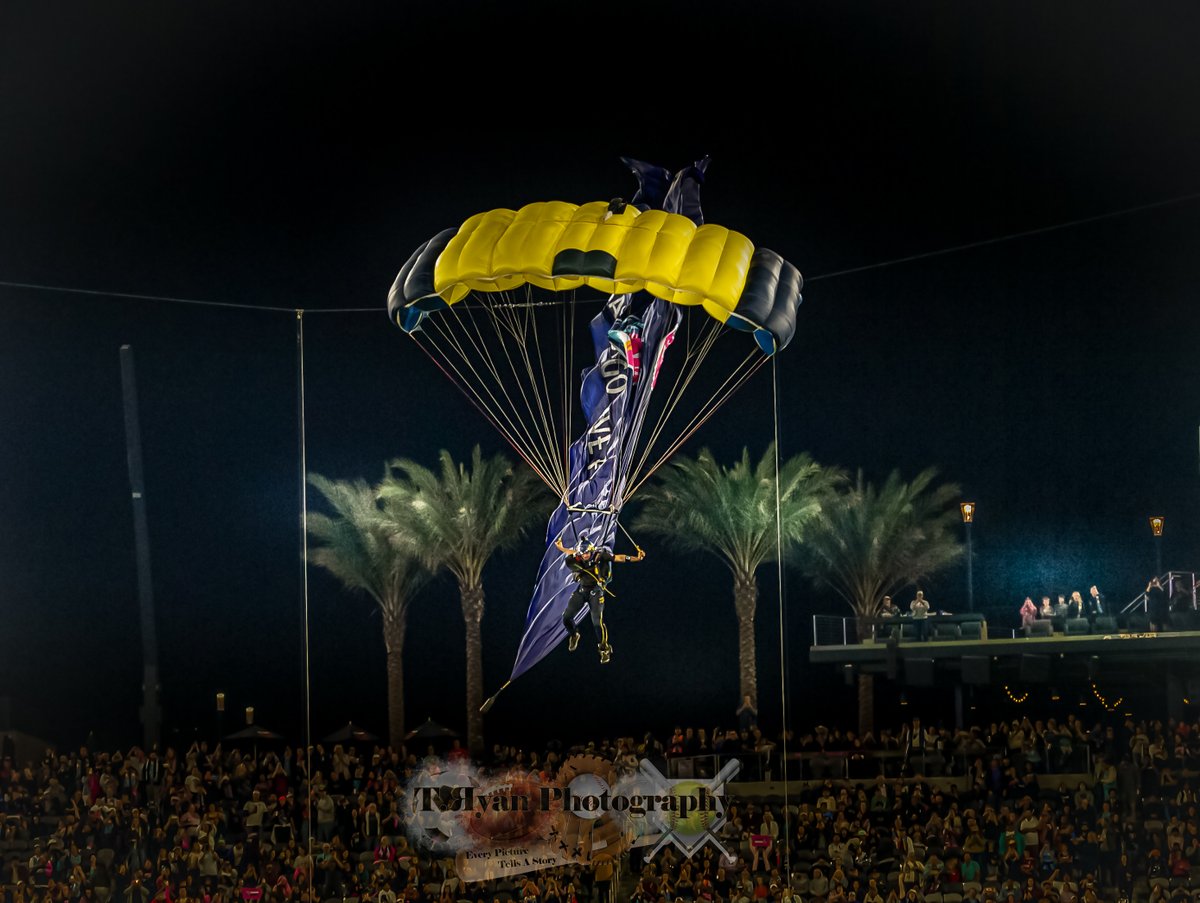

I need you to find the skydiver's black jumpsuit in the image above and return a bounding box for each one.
[562,550,613,649]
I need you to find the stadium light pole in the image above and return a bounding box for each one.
[960,502,976,612]
[1150,515,1165,576]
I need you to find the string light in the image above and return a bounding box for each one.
[1091,683,1123,711]
[1004,685,1029,704]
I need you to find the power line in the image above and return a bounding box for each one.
[0,280,380,314]
[805,189,1200,282]
[2,187,1199,310]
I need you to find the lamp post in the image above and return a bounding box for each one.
[215,692,225,744]
[961,502,976,612]
[1150,515,1165,577]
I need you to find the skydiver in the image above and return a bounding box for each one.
[555,536,645,664]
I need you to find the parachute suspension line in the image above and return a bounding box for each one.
[530,286,571,494]
[625,313,724,494]
[418,310,545,473]
[454,292,565,492]
[415,323,555,491]
[558,295,574,492]
[444,293,560,489]
[483,288,566,491]
[553,295,577,525]
[480,289,564,489]
[411,329,560,492]
[423,298,565,495]
[627,348,767,500]
[616,519,641,553]
[511,286,557,465]
[495,286,572,494]
[772,355,792,886]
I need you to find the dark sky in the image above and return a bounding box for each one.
[2,1,1199,751]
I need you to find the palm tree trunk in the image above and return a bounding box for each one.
[733,573,759,709]
[460,583,486,758]
[858,673,875,738]
[381,608,407,750]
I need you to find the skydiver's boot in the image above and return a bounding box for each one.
[598,642,612,664]
[568,631,580,652]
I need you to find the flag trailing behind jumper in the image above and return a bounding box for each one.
[498,158,716,689]
[506,291,680,682]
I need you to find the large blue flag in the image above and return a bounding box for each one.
[508,292,680,681]
[480,158,709,700]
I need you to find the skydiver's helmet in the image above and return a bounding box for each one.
[577,539,596,560]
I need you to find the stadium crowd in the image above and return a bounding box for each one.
[2,711,1199,903]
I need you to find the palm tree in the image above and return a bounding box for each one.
[797,467,964,735]
[379,446,546,757]
[632,443,841,711]
[306,473,432,750]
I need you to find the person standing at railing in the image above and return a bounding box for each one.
[909,591,930,641]
[1086,585,1105,620]
[1147,577,1171,632]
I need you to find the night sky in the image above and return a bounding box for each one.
[1,1,1199,752]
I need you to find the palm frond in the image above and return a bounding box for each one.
[631,443,840,578]
[306,472,431,619]
[796,467,964,619]
[379,446,550,589]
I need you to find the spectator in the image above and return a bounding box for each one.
[910,590,931,640]
[1020,598,1039,631]
[1147,578,1170,632]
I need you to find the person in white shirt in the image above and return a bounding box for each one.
[910,590,931,641]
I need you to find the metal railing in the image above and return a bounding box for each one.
[664,745,1091,782]
[1121,571,1197,614]
[811,613,991,647]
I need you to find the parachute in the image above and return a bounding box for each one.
[387,156,804,697]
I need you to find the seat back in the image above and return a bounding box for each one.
[934,623,961,641]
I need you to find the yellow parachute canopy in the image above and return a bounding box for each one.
[390,200,802,354]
